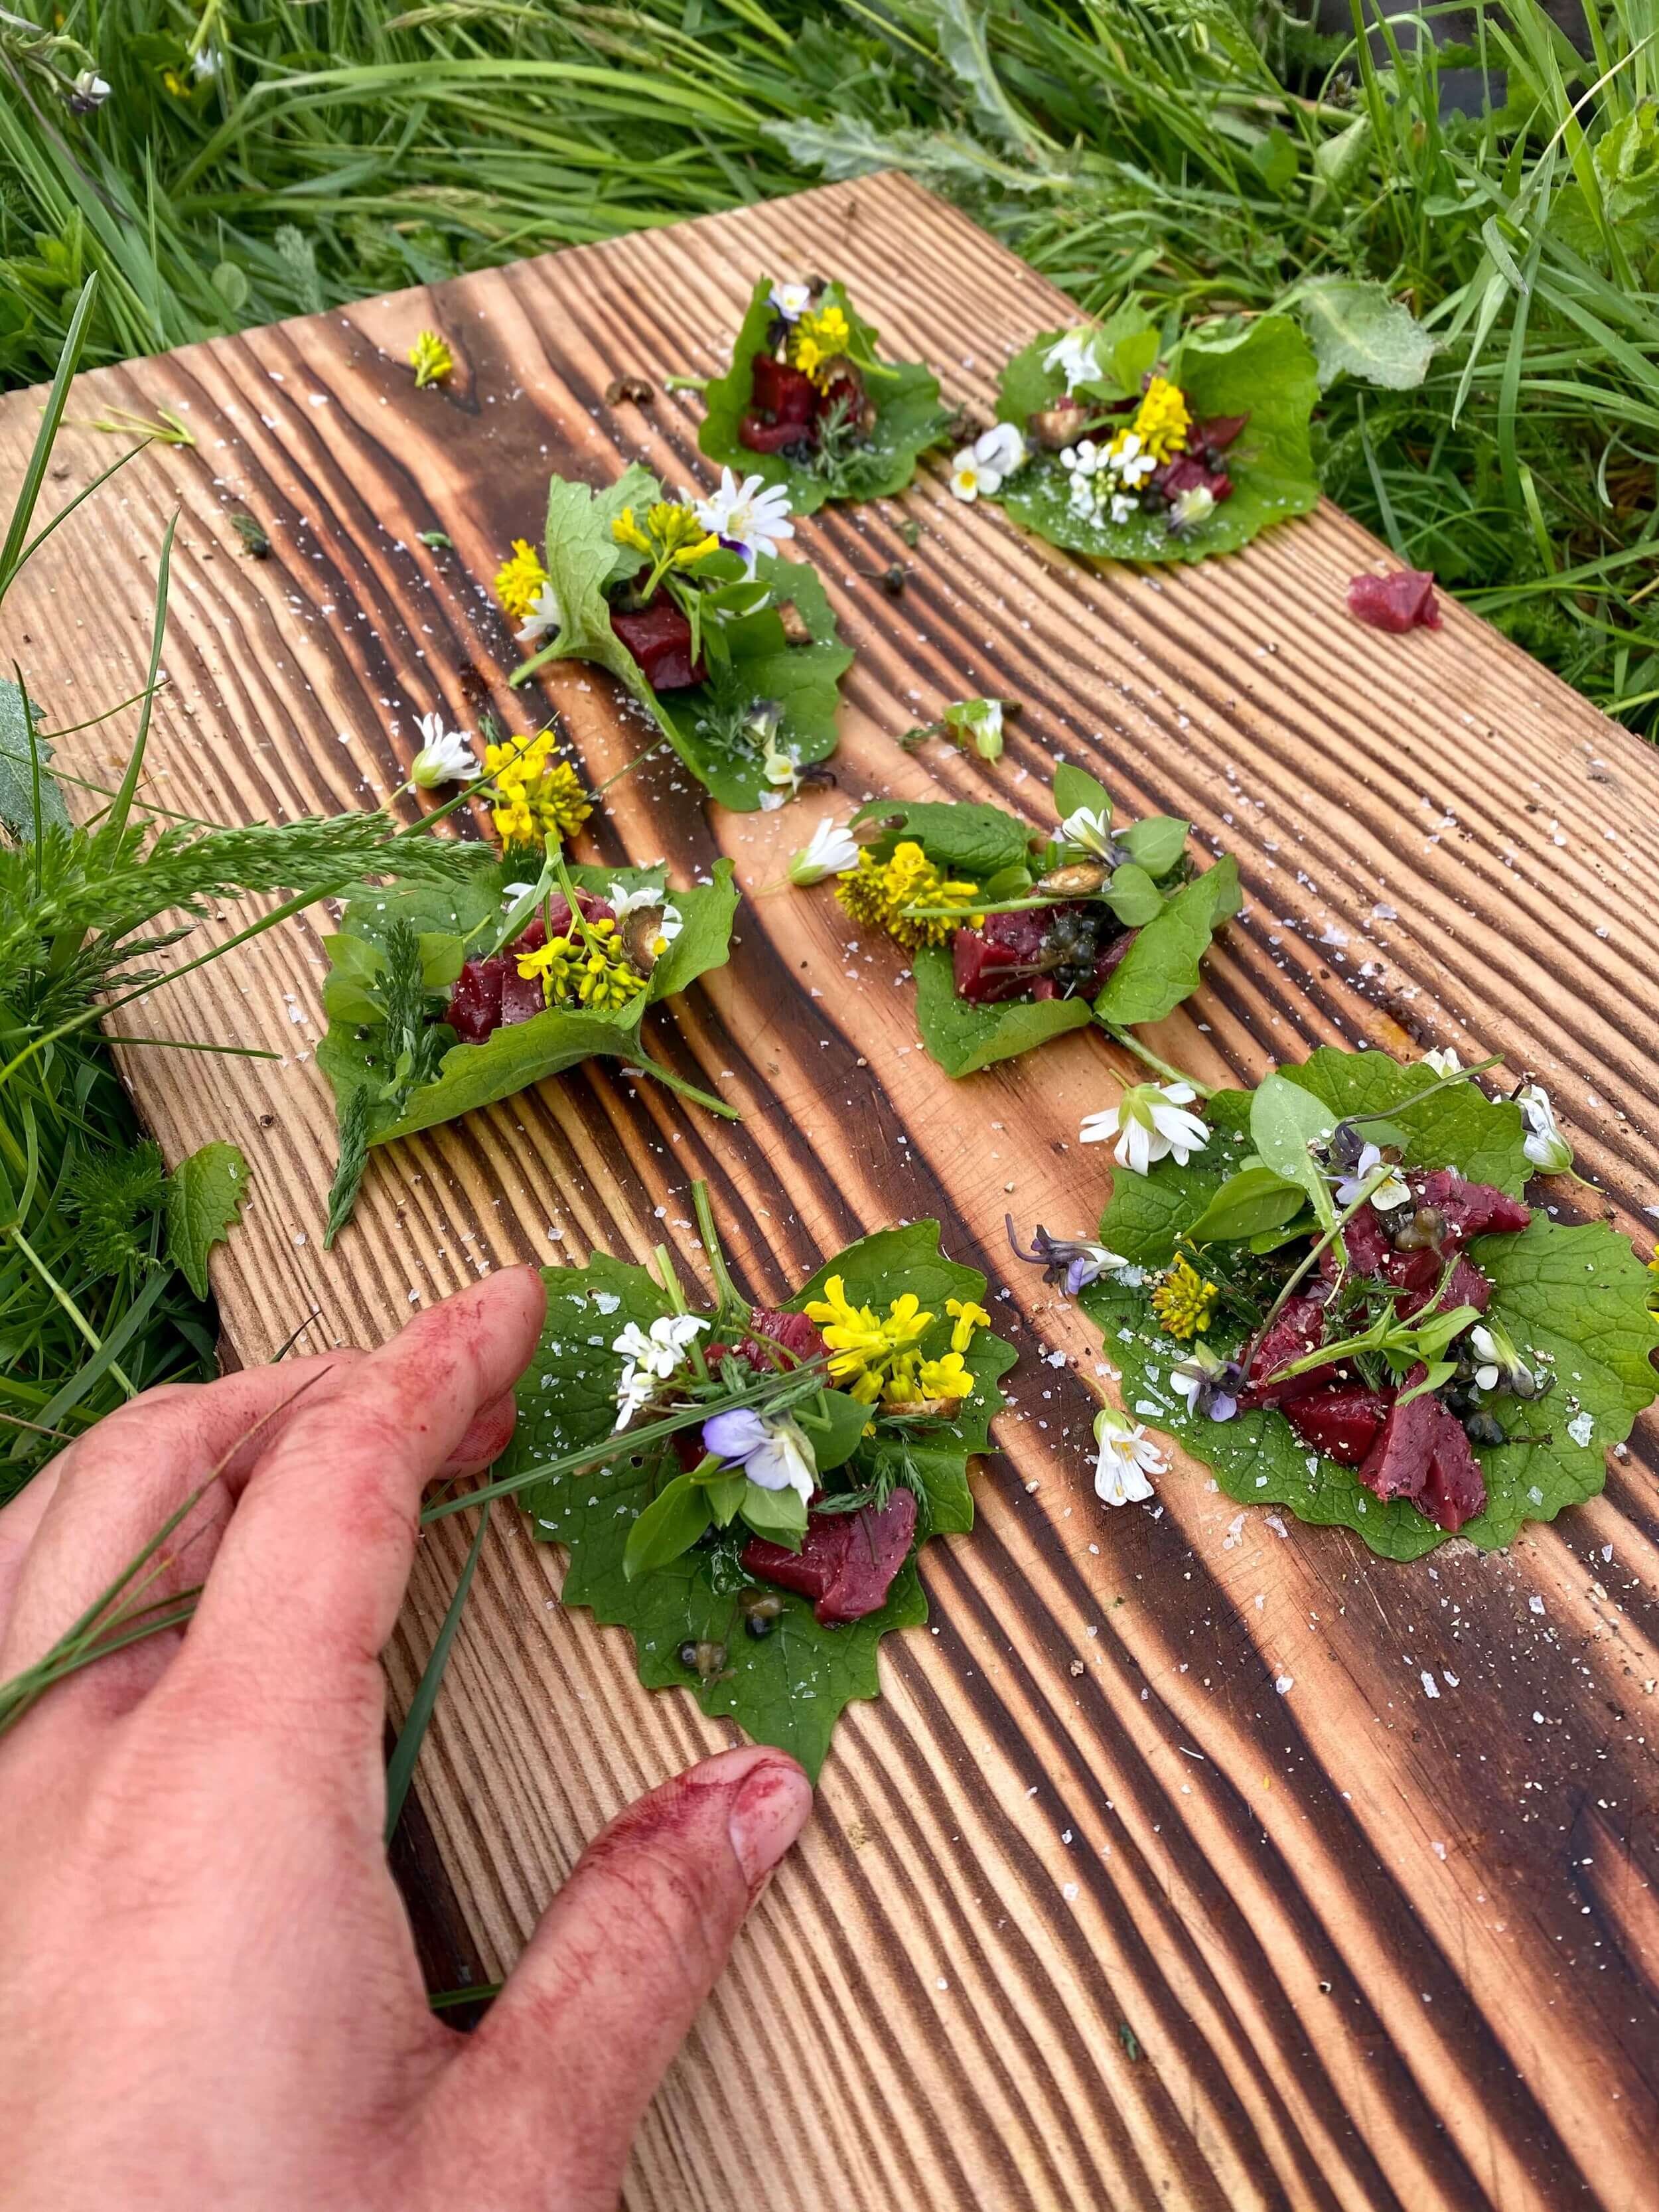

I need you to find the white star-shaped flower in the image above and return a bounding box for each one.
[1080,1082,1210,1177]
[1092,1406,1166,1506]
[409,711,476,788]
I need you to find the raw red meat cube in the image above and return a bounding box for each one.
[1348,569,1441,634]
[742,1489,917,1625]
[751,352,820,426]
[1419,1413,1487,1532]
[1356,1380,1439,1502]
[1283,1384,1392,1467]
[1242,1295,1333,1407]
[610,599,705,690]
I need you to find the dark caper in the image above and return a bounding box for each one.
[677,1641,699,1670]
[680,1639,727,1681]
[1465,1411,1506,1447]
[1392,1205,1447,1253]
[1442,1382,1479,1418]
[740,1588,784,1639]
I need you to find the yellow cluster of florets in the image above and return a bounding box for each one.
[1116,374,1191,467]
[611,502,717,571]
[494,539,549,623]
[484,733,591,849]
[835,841,981,951]
[515,917,647,1017]
[1151,1255,1218,1341]
[802,1284,987,1408]
[408,329,454,389]
[790,302,852,386]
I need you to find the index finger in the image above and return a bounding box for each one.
[163,1268,544,1761]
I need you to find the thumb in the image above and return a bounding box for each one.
[423,1746,811,2208]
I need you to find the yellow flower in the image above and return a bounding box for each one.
[611,506,654,558]
[1127,374,1191,465]
[612,502,718,571]
[495,540,549,623]
[804,1277,934,1402]
[1647,1254,1659,1314]
[163,66,190,96]
[790,304,853,388]
[1150,1255,1218,1340]
[913,1352,975,1402]
[483,733,592,849]
[517,920,646,1015]
[408,330,454,389]
[833,844,981,952]
[946,1297,991,1355]
[516,933,581,1005]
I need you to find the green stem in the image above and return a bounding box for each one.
[662,374,709,396]
[1094,1019,1214,1098]
[692,1177,749,1322]
[623,1049,740,1120]
[9,1229,137,1396]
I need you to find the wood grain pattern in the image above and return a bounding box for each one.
[2,173,1656,2212]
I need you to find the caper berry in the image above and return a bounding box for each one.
[677,1640,699,1670]
[745,1613,777,1639]
[1392,1205,1447,1252]
[1465,1411,1506,1447]
[680,1639,727,1681]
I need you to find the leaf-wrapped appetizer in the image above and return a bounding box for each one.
[1054,1049,1659,1559]
[802,764,1238,1079]
[496,463,852,811]
[319,851,739,1240]
[489,1205,1016,1778]
[981,307,1319,563]
[697,276,954,514]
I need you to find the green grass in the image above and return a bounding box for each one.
[3,0,1659,728]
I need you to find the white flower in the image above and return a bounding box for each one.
[514,581,563,645]
[1169,485,1216,534]
[1043,329,1100,392]
[768,281,813,322]
[693,468,794,571]
[1080,1082,1210,1177]
[607,880,683,960]
[1109,492,1138,525]
[1092,1406,1166,1506]
[1421,1046,1463,1076]
[1469,1325,1504,1392]
[1517,1083,1573,1174]
[70,68,111,110]
[1469,1320,1547,1400]
[760,737,801,806]
[949,446,1002,502]
[942,697,1005,761]
[1058,803,1115,859]
[192,45,220,76]
[789,815,861,887]
[701,1407,816,1505]
[409,711,476,788]
[1334,1142,1410,1211]
[611,1313,707,1431]
[973,421,1028,477]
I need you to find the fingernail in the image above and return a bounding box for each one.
[727,1757,813,1886]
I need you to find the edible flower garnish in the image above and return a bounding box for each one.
[1044,331,1100,391]
[408,330,453,388]
[1149,1255,1219,1340]
[835,841,981,950]
[607,880,683,963]
[804,1277,934,1405]
[1080,1082,1210,1175]
[1169,1341,1240,1422]
[483,732,591,849]
[1516,1082,1573,1175]
[1468,1321,1550,1400]
[1334,1141,1411,1211]
[949,424,1029,502]
[692,468,795,571]
[788,816,861,888]
[1092,1405,1166,1506]
[494,539,550,624]
[613,1313,709,1431]
[409,712,476,788]
[611,501,720,591]
[514,581,563,646]
[701,1406,817,1503]
[1006,1218,1127,1297]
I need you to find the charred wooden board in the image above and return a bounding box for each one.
[1,175,1656,2212]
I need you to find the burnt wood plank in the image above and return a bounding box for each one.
[1,175,1655,2212]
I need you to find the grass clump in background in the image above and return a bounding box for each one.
[1,0,1658,730]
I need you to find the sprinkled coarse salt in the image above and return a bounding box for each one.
[1529,1595,1546,1615]
[1421,1671,1440,1698]
[1274,1674,1294,1695]
[1567,1412,1595,1447]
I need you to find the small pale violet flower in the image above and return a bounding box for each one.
[1170,1341,1241,1423]
[1058,802,1116,859]
[693,469,794,571]
[1006,1218,1126,1297]
[514,581,563,645]
[1043,329,1100,392]
[1334,1141,1410,1211]
[1517,1082,1573,1175]
[702,1407,817,1504]
[789,815,861,887]
[768,281,813,322]
[409,711,476,788]
[1080,1082,1210,1178]
[69,69,111,111]
[1092,1406,1166,1507]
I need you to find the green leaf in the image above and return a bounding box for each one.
[737,1479,809,1543]
[0,678,70,841]
[1296,276,1435,392]
[995,317,1320,565]
[698,277,952,514]
[1250,1072,1340,1220]
[1052,763,1112,826]
[1118,814,1189,877]
[624,1473,713,1582]
[317,855,738,1159]
[164,1141,249,1299]
[1094,853,1240,1026]
[913,944,1093,1076]
[1085,1052,1650,1559]
[798,1385,873,1471]
[1101,863,1164,926]
[519,463,658,694]
[495,1224,1015,1777]
[1310,114,1372,214]
[851,796,1031,880]
[1183,1163,1305,1244]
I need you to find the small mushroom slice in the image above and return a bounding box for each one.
[604,374,655,406]
[1037,860,1110,897]
[618,903,670,974]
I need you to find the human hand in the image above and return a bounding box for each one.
[0,1268,812,2211]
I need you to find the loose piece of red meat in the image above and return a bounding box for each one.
[443,893,615,1045]
[1283,1384,1392,1466]
[741,1489,918,1625]
[1242,1295,1333,1407]
[1347,568,1441,634]
[610,599,705,691]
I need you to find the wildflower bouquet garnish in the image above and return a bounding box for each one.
[1046,1047,1659,1560]
[695,277,953,514]
[317,846,740,1241]
[496,463,851,811]
[980,305,1319,563]
[795,764,1238,1080]
[487,1191,1016,1777]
